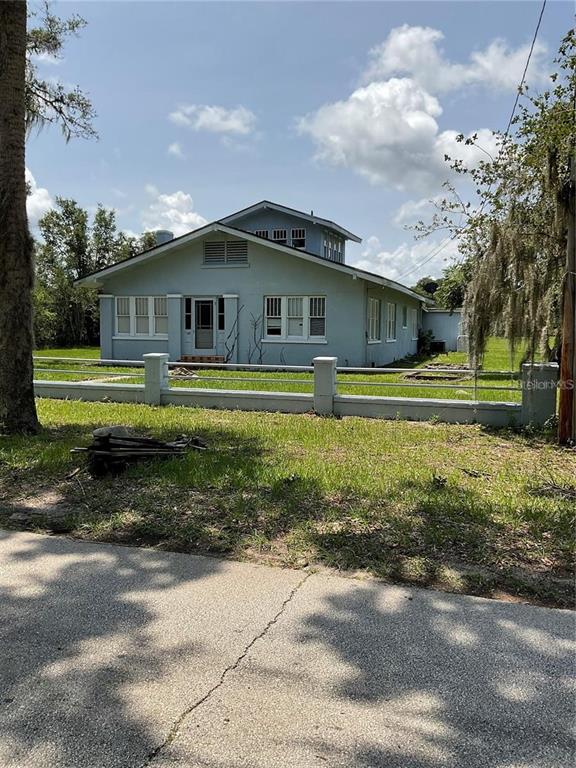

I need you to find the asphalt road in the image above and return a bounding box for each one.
[0,531,573,768]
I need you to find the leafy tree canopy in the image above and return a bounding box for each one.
[413,30,575,366]
[34,198,155,347]
[411,276,440,298]
[26,1,96,140]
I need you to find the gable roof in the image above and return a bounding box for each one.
[74,222,431,304]
[219,200,362,243]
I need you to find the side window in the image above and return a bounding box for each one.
[386,302,397,341]
[367,297,381,342]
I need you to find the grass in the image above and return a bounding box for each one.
[35,347,101,359]
[1,398,574,607]
[33,338,525,402]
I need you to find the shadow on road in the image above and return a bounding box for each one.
[298,582,575,767]
[0,532,222,767]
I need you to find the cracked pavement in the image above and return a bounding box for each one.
[0,531,574,768]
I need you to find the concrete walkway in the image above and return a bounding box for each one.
[0,531,573,768]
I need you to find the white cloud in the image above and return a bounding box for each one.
[364,24,547,93]
[298,77,499,194]
[393,196,444,227]
[31,51,61,66]
[298,26,546,195]
[25,169,53,227]
[351,234,461,283]
[169,104,256,135]
[144,183,159,197]
[167,141,184,158]
[141,189,207,237]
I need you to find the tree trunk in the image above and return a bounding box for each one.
[0,1,39,433]
[558,156,576,445]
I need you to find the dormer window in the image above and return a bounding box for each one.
[291,228,306,249]
[254,229,268,239]
[323,235,343,262]
[272,229,287,245]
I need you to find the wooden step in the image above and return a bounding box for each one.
[179,355,226,363]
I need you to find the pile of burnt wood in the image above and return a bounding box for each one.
[72,425,207,477]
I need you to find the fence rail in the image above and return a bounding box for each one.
[31,353,559,428]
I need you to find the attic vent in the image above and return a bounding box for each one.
[203,240,248,265]
[204,241,226,264]
[226,239,248,263]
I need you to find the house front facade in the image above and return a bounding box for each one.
[76,201,430,367]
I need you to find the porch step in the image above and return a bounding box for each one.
[179,355,226,363]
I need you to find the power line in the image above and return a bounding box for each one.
[395,234,457,280]
[396,0,548,283]
[503,0,547,138]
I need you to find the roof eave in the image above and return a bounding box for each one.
[74,222,427,303]
[220,200,362,243]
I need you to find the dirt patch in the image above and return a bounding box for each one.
[1,488,79,532]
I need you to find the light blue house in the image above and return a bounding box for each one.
[76,201,431,366]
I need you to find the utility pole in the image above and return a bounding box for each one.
[558,154,576,445]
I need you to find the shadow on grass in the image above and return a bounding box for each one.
[1,419,573,606]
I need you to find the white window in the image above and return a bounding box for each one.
[367,297,381,342]
[154,297,168,334]
[386,302,397,341]
[135,297,150,335]
[272,229,287,245]
[287,297,304,337]
[264,296,326,341]
[116,297,131,335]
[203,240,248,265]
[265,297,282,336]
[323,235,343,262]
[402,305,408,328]
[309,296,326,337]
[114,297,168,338]
[291,228,306,249]
[254,229,268,239]
[410,307,419,340]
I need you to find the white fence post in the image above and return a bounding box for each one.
[313,357,337,416]
[521,362,559,426]
[143,353,169,405]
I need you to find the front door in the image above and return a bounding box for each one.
[183,297,216,355]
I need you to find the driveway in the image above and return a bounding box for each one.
[0,531,573,768]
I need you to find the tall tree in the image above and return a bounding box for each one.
[34,199,157,348]
[434,261,472,311]
[414,31,575,440]
[0,2,37,433]
[0,1,95,433]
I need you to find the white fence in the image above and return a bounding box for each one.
[32,353,559,428]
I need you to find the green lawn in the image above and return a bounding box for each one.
[1,398,574,606]
[33,338,524,402]
[34,347,143,383]
[35,347,101,359]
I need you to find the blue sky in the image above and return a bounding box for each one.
[26,0,572,283]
